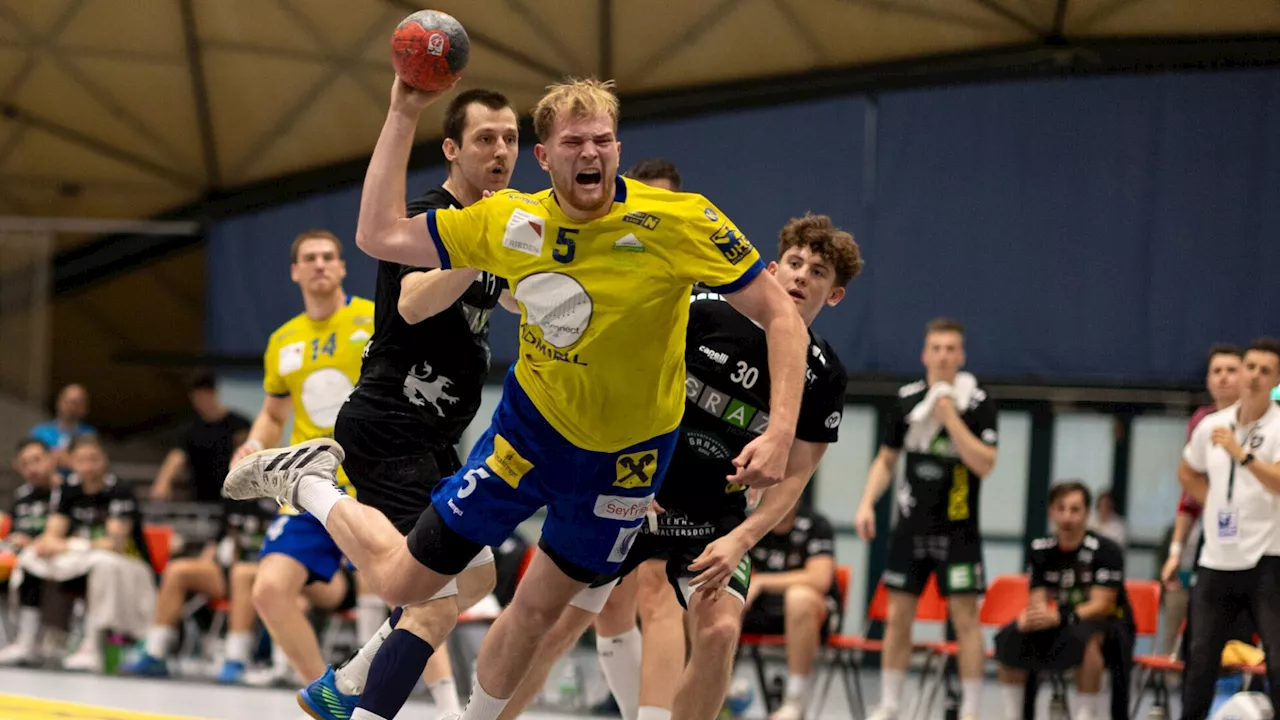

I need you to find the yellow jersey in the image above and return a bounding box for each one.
[263,296,374,507]
[427,177,764,452]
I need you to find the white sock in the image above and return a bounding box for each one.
[880,669,906,710]
[16,607,40,647]
[297,473,349,527]
[596,628,643,720]
[77,625,101,655]
[1075,691,1100,720]
[960,678,982,717]
[784,673,811,703]
[352,710,389,720]
[224,631,252,663]
[335,618,393,695]
[356,595,387,647]
[1001,684,1023,720]
[272,640,289,671]
[144,625,176,660]
[430,677,461,715]
[636,708,672,720]
[460,680,510,720]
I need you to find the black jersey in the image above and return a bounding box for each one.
[1029,531,1132,623]
[884,380,997,535]
[657,294,847,526]
[749,510,842,604]
[9,482,60,539]
[56,474,152,569]
[343,186,507,451]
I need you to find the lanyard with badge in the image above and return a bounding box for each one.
[1220,422,1260,545]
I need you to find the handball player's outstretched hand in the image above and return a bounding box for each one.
[390,75,458,117]
[728,429,792,488]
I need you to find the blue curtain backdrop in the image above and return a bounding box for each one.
[207,69,1280,383]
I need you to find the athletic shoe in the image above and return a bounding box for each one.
[298,667,359,720]
[122,653,170,677]
[222,438,344,505]
[62,647,101,673]
[0,641,36,666]
[216,659,246,684]
[865,708,899,720]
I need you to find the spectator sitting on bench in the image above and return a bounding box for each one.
[742,503,844,720]
[995,480,1135,720]
[0,439,62,665]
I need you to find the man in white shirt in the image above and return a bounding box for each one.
[1178,337,1280,719]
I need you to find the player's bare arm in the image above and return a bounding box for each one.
[355,78,455,268]
[1072,585,1118,622]
[398,269,482,324]
[231,395,291,468]
[1177,458,1209,505]
[497,289,520,314]
[934,396,996,477]
[723,271,808,488]
[855,445,901,541]
[690,440,828,590]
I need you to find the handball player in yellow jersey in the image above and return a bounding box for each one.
[226,76,809,720]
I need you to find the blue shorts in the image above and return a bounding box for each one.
[431,370,677,578]
[258,512,345,585]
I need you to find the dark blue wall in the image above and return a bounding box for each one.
[208,70,1280,382]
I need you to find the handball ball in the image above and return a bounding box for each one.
[391,10,469,92]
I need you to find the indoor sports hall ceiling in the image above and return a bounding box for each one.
[0,0,1277,231]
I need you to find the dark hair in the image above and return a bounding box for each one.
[444,89,514,145]
[1208,343,1244,364]
[290,229,342,263]
[184,369,217,392]
[1248,337,1280,359]
[925,318,965,338]
[68,434,103,454]
[16,437,48,454]
[625,158,682,191]
[1049,480,1092,509]
[776,213,862,287]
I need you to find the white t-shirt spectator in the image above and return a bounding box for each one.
[1183,402,1280,571]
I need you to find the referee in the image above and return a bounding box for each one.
[1178,337,1280,719]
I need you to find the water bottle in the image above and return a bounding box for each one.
[1048,695,1070,720]
[1208,674,1244,718]
[724,677,754,717]
[557,661,583,709]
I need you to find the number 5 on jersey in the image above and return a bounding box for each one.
[554,227,577,264]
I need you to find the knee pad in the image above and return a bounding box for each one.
[570,580,618,614]
[406,504,486,576]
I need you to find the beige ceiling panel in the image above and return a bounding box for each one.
[0,8,26,42]
[613,0,729,78]
[204,53,332,181]
[0,0,79,37]
[69,58,202,172]
[279,0,394,51]
[1070,0,1280,35]
[12,61,183,173]
[620,0,842,91]
[239,74,391,181]
[5,124,179,188]
[196,0,316,51]
[0,46,27,95]
[793,0,1033,67]
[55,0,185,54]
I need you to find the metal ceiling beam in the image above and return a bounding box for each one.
[772,0,829,64]
[0,104,201,188]
[621,0,747,85]
[840,0,1019,34]
[382,0,569,80]
[178,0,220,187]
[504,0,582,74]
[599,0,613,78]
[1052,0,1071,38]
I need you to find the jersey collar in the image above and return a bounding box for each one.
[547,175,628,220]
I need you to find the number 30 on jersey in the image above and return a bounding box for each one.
[730,361,758,389]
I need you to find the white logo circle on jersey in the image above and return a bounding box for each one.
[514,272,592,348]
[825,411,842,429]
[300,367,355,428]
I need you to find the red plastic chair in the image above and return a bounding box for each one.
[143,524,173,575]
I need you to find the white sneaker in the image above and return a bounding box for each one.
[0,642,36,666]
[866,707,899,720]
[62,647,101,673]
[221,438,344,505]
[769,701,804,720]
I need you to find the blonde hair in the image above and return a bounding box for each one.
[533,78,620,142]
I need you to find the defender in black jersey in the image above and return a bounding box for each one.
[499,213,862,720]
[995,481,1133,720]
[297,89,521,720]
[0,439,62,665]
[857,318,998,720]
